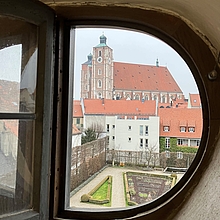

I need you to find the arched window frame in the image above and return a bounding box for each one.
[53,6,213,220]
[97,79,102,88]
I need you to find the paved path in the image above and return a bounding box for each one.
[70,166,184,209]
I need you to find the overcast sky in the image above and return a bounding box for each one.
[73,27,199,100]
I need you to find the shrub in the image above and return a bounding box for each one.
[81,194,91,202]
[129,189,136,196]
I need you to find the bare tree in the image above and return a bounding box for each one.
[90,122,105,139]
[144,144,159,168]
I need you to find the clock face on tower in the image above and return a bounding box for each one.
[97,56,102,63]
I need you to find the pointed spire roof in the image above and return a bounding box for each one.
[156,58,159,67]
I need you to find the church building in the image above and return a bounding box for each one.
[81,34,183,103]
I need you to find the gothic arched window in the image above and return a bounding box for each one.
[98,80,102,88]
[135,94,140,100]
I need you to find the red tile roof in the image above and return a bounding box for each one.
[113,62,182,93]
[84,99,156,116]
[72,124,81,135]
[158,108,202,138]
[73,100,83,118]
[189,94,201,107]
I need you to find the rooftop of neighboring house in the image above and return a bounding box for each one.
[73,100,83,118]
[113,62,182,93]
[0,80,20,113]
[158,107,202,138]
[72,124,81,135]
[83,99,156,116]
[188,94,201,108]
[0,80,20,137]
[159,98,188,109]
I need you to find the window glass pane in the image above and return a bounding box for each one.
[0,16,38,113]
[0,119,34,215]
[69,27,202,210]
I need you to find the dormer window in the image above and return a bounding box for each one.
[188,127,195,132]
[164,126,170,132]
[180,126,186,132]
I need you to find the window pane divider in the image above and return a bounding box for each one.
[0,113,36,119]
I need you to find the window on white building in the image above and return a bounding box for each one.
[165,138,170,148]
[140,138,143,148]
[128,125,131,130]
[188,127,195,132]
[112,125,115,129]
[145,139,148,149]
[112,136,115,140]
[140,125,143,135]
[163,126,170,132]
[128,137,131,142]
[107,124,109,132]
[145,126,148,135]
[196,140,200,146]
[180,126,186,132]
[177,152,183,159]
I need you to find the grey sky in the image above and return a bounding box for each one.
[73,27,198,100]
[0,45,21,82]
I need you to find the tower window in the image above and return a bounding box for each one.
[98,69,102,75]
[99,50,102,56]
[98,80,102,88]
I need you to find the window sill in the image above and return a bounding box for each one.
[0,210,39,220]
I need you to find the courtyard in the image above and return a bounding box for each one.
[70,166,184,209]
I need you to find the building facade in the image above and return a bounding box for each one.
[81,34,183,103]
[158,107,202,150]
[82,99,159,152]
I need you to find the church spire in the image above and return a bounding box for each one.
[156,58,159,67]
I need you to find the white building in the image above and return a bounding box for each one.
[82,99,159,153]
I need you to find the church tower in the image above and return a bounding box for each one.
[90,34,114,99]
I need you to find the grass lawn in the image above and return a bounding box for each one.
[92,181,108,200]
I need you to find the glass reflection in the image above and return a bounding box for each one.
[0,15,38,113]
[0,119,34,214]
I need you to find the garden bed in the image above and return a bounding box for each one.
[124,172,175,206]
[81,175,112,206]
